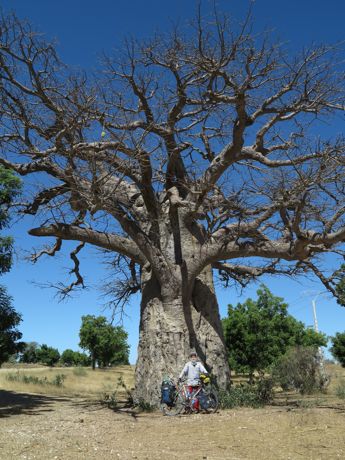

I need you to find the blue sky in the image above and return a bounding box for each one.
[1,0,345,363]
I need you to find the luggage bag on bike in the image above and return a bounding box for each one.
[161,379,175,406]
[198,390,210,409]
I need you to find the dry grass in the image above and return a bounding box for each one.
[1,362,345,404]
[1,363,345,459]
[0,365,135,399]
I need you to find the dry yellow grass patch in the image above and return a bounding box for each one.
[0,365,135,399]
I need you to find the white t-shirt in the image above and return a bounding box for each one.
[179,361,208,386]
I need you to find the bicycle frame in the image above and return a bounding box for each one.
[161,378,219,415]
[177,381,203,408]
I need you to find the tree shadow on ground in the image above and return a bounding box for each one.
[272,392,345,413]
[0,390,70,418]
[72,398,141,419]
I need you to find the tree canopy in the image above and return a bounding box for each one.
[0,163,22,366]
[330,332,345,367]
[60,348,91,367]
[19,341,40,363]
[79,315,129,369]
[0,165,21,274]
[36,344,60,366]
[0,285,23,366]
[222,285,327,377]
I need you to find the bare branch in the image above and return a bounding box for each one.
[28,224,146,265]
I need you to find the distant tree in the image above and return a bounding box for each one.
[60,348,91,366]
[79,315,129,369]
[60,349,75,366]
[72,350,91,366]
[19,341,40,363]
[330,332,345,367]
[0,285,24,366]
[36,344,60,366]
[223,285,327,380]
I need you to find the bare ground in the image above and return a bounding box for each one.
[1,390,345,460]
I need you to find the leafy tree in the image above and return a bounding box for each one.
[79,315,129,369]
[333,265,345,307]
[60,349,75,366]
[0,162,22,366]
[19,341,40,363]
[60,348,91,366]
[0,285,24,366]
[330,332,345,367]
[36,344,60,367]
[1,11,345,403]
[223,286,327,380]
[0,165,21,274]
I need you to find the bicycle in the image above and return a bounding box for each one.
[161,376,219,416]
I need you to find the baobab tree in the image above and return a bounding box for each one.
[0,11,344,403]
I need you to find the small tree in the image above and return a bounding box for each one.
[223,285,327,380]
[79,315,129,369]
[273,346,328,394]
[36,344,60,366]
[60,349,75,366]
[19,341,40,363]
[60,348,91,366]
[330,332,345,367]
[0,285,24,366]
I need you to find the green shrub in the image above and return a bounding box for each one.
[272,346,330,394]
[5,371,66,387]
[335,381,345,399]
[219,379,274,409]
[255,378,275,403]
[52,374,66,387]
[100,391,118,409]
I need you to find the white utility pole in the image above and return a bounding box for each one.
[312,296,320,333]
[311,293,329,386]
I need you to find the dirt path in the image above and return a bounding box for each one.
[1,390,345,460]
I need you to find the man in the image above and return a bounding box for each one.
[178,350,208,411]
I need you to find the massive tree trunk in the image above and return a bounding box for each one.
[134,266,230,405]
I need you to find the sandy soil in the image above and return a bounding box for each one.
[1,390,345,460]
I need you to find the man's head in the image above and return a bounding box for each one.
[190,350,197,363]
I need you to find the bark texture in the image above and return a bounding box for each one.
[135,267,230,404]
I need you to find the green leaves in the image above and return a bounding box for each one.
[79,315,129,368]
[222,285,327,376]
[36,344,60,366]
[334,265,345,307]
[0,285,23,366]
[0,165,21,274]
[330,332,345,367]
[60,349,91,366]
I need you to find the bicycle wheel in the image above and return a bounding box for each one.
[204,389,219,413]
[161,392,185,416]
